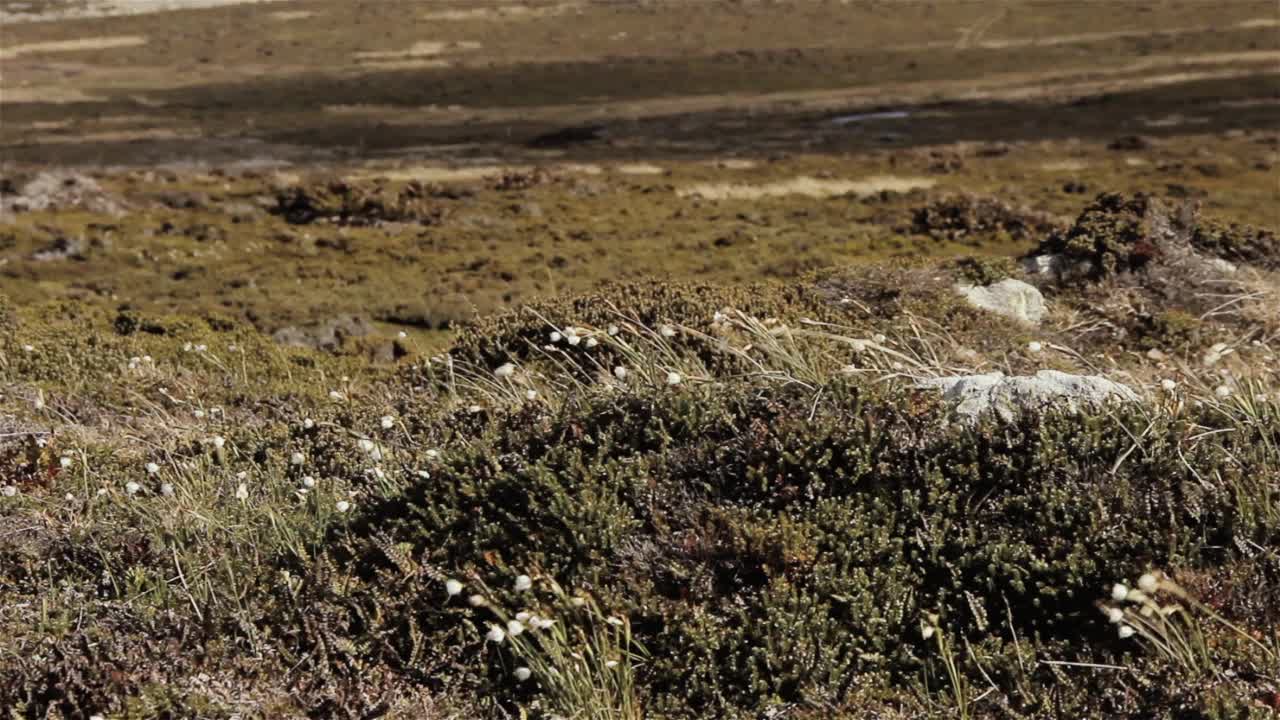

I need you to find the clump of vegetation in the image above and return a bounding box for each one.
[1032,192,1170,278]
[906,195,1062,246]
[1191,218,1280,271]
[272,179,446,226]
[950,256,1019,286]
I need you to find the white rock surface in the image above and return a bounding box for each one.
[919,370,1139,422]
[955,279,1046,325]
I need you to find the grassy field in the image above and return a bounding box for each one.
[1,1,1279,718]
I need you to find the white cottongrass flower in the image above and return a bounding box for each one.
[605,660,619,669]
[666,371,683,386]
[1215,384,1232,398]
[1,486,16,497]
[380,415,394,429]
[303,418,315,429]
[302,476,316,488]
[1160,379,1177,392]
[607,324,619,336]
[468,594,487,607]
[507,620,526,637]
[570,597,586,608]
[531,616,556,630]
[358,439,375,453]
[567,334,581,347]
[550,331,562,343]
[514,574,533,591]
[613,366,629,380]
[468,404,483,414]
[1118,625,1136,639]
[290,452,305,466]
[90,715,106,720]
[193,409,206,419]
[606,617,624,627]
[445,579,463,596]
[1110,584,1129,602]
[1138,573,1158,593]
[126,481,142,495]
[920,622,936,640]
[873,333,887,344]
[425,449,440,460]
[1027,341,1043,353]
[515,611,532,622]
[161,483,175,497]
[397,331,408,339]
[514,666,532,682]
[1105,607,1125,624]
[495,363,516,378]
[713,311,726,323]
[145,462,160,475]
[335,500,351,513]
[659,324,676,338]
[235,483,248,501]
[211,436,226,449]
[486,625,506,643]
[526,389,538,400]
[329,390,345,401]
[585,337,599,348]
[65,493,76,501]
[21,344,34,353]
[60,456,73,469]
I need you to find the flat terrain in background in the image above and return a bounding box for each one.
[3,0,1278,348]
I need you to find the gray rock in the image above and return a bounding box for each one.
[919,370,1139,422]
[955,279,1046,325]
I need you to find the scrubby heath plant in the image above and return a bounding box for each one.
[1,190,1278,718]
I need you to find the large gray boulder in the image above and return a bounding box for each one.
[955,278,1046,325]
[919,370,1139,422]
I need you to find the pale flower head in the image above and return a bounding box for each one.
[445,578,463,596]
[1105,607,1124,624]
[335,500,351,513]
[486,625,506,643]
[1137,573,1158,593]
[60,456,73,469]
[1027,341,1043,353]
[211,436,226,449]
[302,476,316,488]
[126,481,142,496]
[514,574,533,591]
[494,363,516,378]
[613,366,628,380]
[666,371,683,386]
[1110,583,1129,602]
[1118,625,1136,639]
[1160,379,1177,392]
[235,483,248,501]
[507,619,526,637]
[161,483,175,497]
[659,324,677,338]
[514,666,532,682]
[290,452,305,466]
[468,594,487,607]
[145,462,160,475]
[380,415,394,429]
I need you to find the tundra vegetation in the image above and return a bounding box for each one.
[1,1,1278,718]
[1,191,1277,718]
